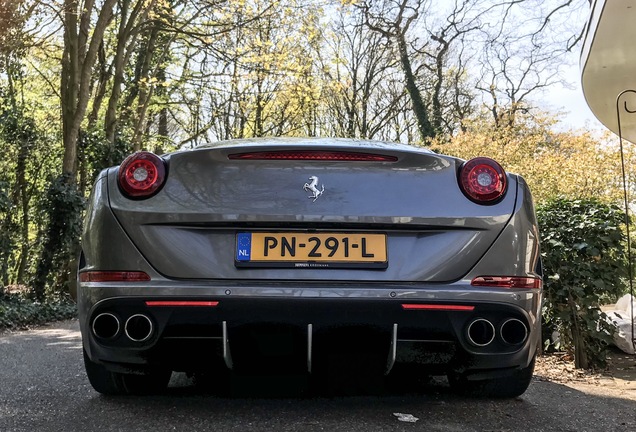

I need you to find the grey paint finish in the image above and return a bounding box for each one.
[104,140,520,281]
[78,138,542,380]
[466,177,541,279]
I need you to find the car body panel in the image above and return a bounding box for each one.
[78,137,541,387]
[104,139,519,282]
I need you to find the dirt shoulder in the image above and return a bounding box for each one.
[535,348,636,400]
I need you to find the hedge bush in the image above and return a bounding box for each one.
[0,293,77,330]
[537,198,628,369]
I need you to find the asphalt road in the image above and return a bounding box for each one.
[0,320,635,432]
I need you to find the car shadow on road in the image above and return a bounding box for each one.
[80,374,636,432]
[2,320,636,431]
[164,368,455,399]
[78,352,636,431]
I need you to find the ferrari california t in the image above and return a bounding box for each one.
[77,137,542,397]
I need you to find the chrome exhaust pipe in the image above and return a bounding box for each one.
[467,318,495,347]
[125,314,154,342]
[500,318,528,345]
[92,313,120,339]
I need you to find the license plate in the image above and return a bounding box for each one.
[235,232,387,269]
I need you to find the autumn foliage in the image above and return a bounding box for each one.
[432,114,635,206]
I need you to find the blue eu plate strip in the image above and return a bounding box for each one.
[236,233,252,261]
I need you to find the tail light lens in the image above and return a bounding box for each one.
[228,150,397,162]
[401,304,475,311]
[145,301,219,307]
[118,152,166,198]
[471,276,542,289]
[79,271,151,282]
[459,157,507,204]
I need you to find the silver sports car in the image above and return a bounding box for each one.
[78,137,542,397]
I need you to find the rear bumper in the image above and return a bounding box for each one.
[79,282,540,377]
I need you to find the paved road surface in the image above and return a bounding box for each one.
[0,320,635,432]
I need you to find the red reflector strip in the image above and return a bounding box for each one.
[79,271,150,282]
[228,150,397,162]
[401,304,475,311]
[471,276,542,289]
[145,301,219,307]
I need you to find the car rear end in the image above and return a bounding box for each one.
[78,138,542,395]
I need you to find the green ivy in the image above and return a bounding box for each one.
[0,294,77,329]
[537,198,628,369]
[32,174,85,301]
[0,180,13,292]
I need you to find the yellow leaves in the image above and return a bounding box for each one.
[138,76,171,89]
[435,115,632,205]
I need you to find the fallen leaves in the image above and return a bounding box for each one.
[534,353,605,385]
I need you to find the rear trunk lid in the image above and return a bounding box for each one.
[107,138,517,282]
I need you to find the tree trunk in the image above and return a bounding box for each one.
[61,0,117,180]
[105,0,154,153]
[395,32,435,141]
[157,64,168,154]
[15,177,29,284]
[431,38,449,135]
[38,0,117,301]
[569,294,589,369]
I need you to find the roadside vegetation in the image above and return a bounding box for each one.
[538,199,628,369]
[0,290,77,330]
[0,0,632,367]
[436,118,633,368]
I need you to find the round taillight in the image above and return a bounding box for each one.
[459,157,507,203]
[118,152,166,198]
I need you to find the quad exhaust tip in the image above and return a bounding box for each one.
[500,318,528,345]
[92,313,120,339]
[467,318,496,347]
[125,314,154,342]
